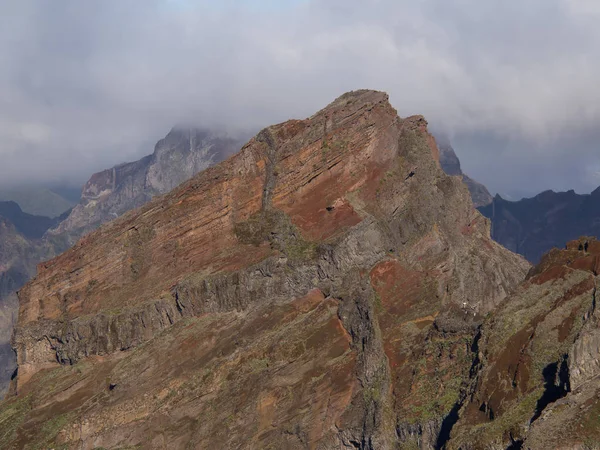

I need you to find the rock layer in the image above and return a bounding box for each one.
[1,90,528,449]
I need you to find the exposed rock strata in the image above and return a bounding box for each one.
[1,90,528,449]
[0,210,65,396]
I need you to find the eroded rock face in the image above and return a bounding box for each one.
[0,130,241,397]
[449,237,600,449]
[48,128,242,246]
[1,90,528,449]
[0,212,63,397]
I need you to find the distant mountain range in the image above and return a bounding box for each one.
[0,187,77,218]
[435,140,600,263]
[479,188,600,263]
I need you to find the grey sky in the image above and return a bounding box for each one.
[1,0,599,198]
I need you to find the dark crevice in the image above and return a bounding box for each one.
[435,402,461,449]
[348,440,362,449]
[469,326,482,378]
[435,328,484,449]
[506,437,524,450]
[530,356,570,423]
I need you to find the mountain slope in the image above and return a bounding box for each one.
[1,90,528,449]
[48,128,242,245]
[479,187,600,263]
[0,128,243,399]
[449,237,600,449]
[0,202,64,240]
[437,140,493,208]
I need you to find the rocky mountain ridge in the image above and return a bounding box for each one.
[0,90,529,449]
[0,128,243,398]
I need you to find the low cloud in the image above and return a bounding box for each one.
[1,0,599,198]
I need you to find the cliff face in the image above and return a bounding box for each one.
[449,237,600,449]
[437,141,493,208]
[0,130,242,399]
[0,90,528,449]
[0,219,25,396]
[479,188,600,263]
[48,128,242,245]
[0,206,66,396]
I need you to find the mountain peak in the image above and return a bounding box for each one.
[5,91,528,449]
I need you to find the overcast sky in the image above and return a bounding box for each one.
[1,0,600,199]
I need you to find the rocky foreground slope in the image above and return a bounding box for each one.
[48,127,242,246]
[1,90,530,449]
[450,237,600,449]
[479,188,600,263]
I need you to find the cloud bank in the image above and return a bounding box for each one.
[1,0,599,198]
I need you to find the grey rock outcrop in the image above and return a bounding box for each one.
[48,128,243,245]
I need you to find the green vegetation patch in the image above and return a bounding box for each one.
[234,209,318,262]
[0,394,32,447]
[33,412,75,450]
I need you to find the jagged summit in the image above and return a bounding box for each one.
[311,89,390,117]
[47,127,243,245]
[3,91,527,449]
